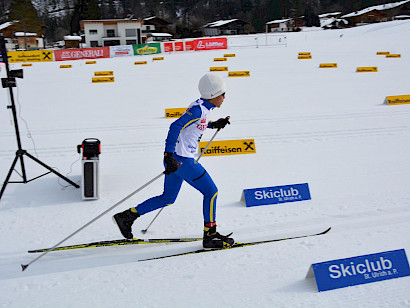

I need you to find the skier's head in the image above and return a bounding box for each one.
[198,73,226,100]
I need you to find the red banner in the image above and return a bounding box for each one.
[193,38,227,51]
[163,42,173,52]
[54,47,110,61]
[174,42,184,52]
[185,41,195,51]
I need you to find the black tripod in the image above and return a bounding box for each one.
[0,36,79,201]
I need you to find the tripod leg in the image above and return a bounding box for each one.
[24,152,80,188]
[0,155,20,200]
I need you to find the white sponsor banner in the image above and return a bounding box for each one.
[110,45,134,58]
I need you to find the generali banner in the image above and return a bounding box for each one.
[54,47,110,61]
[194,38,228,51]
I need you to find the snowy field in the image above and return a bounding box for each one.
[1,20,410,307]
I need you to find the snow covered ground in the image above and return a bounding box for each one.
[1,20,410,307]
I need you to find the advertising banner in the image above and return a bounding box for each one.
[164,42,173,52]
[165,108,187,118]
[199,139,256,157]
[174,42,184,52]
[110,45,133,57]
[54,47,109,61]
[385,94,410,105]
[185,41,195,51]
[8,50,54,62]
[133,43,161,55]
[307,249,410,292]
[243,183,311,207]
[194,38,227,51]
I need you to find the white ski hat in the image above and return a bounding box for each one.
[198,73,226,99]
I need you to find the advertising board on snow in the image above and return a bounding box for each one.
[133,43,161,55]
[110,45,134,57]
[8,50,54,62]
[307,249,410,292]
[242,183,311,207]
[54,47,109,61]
[194,38,227,51]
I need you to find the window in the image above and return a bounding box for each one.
[89,29,98,35]
[125,29,136,37]
[126,40,137,45]
[90,41,98,47]
[107,29,115,37]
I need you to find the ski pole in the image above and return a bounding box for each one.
[21,171,165,271]
[141,125,224,234]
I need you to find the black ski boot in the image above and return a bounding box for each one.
[113,209,140,239]
[203,225,235,249]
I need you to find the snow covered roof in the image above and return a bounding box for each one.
[64,35,82,41]
[148,33,172,37]
[14,32,37,37]
[266,18,292,25]
[0,21,17,31]
[342,0,410,18]
[203,19,241,28]
[319,12,342,18]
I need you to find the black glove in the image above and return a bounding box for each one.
[209,117,230,130]
[164,152,179,175]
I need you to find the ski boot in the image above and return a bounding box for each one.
[113,208,140,239]
[203,224,235,249]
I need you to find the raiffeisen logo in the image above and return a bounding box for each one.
[137,45,158,55]
[329,257,394,279]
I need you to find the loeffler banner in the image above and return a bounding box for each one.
[54,47,110,61]
[193,38,227,51]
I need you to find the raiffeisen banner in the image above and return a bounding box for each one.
[54,47,110,61]
[194,38,227,51]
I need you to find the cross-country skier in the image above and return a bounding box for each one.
[113,73,234,249]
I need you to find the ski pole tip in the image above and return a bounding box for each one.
[21,264,28,271]
[141,229,147,234]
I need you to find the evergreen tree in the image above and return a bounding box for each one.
[70,0,101,34]
[8,0,43,34]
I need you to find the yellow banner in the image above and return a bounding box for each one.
[86,61,97,64]
[199,139,256,156]
[153,57,164,61]
[94,71,114,76]
[224,54,236,57]
[22,63,32,67]
[60,65,72,68]
[8,50,54,62]
[298,55,312,59]
[298,52,311,55]
[165,108,187,118]
[357,67,378,72]
[319,63,337,68]
[214,58,227,62]
[386,54,401,58]
[92,77,115,83]
[386,95,410,105]
[377,51,390,55]
[135,61,147,65]
[229,71,250,77]
[210,67,228,71]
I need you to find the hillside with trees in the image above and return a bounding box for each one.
[0,0,406,43]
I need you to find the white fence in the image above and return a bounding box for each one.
[227,34,287,48]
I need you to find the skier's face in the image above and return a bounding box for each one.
[210,92,225,108]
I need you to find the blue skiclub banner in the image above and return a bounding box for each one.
[243,183,311,207]
[309,249,410,292]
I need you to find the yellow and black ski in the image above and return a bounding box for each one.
[139,227,331,261]
[28,237,202,253]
